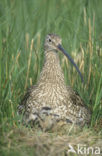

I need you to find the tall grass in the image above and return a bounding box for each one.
[0,0,102,131]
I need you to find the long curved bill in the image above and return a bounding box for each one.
[57,44,84,83]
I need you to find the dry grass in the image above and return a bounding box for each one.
[0,122,102,156]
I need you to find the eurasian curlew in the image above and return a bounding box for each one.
[18,34,91,128]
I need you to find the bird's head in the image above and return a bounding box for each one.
[44,34,62,52]
[44,34,84,83]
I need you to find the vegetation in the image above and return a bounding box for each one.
[0,0,102,155]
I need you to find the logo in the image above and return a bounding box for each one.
[67,144,101,155]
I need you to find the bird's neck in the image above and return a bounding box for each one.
[38,51,65,85]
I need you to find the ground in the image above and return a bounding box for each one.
[0,120,102,156]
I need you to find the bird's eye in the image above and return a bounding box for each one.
[49,39,51,42]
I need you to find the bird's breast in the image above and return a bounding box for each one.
[31,82,68,109]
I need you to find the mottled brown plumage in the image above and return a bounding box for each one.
[18,34,91,128]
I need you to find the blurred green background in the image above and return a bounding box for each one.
[0,0,102,132]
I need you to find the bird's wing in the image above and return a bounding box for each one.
[17,85,37,114]
[67,86,86,107]
[66,86,91,125]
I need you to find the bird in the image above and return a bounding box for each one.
[17,34,91,128]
